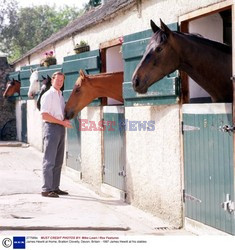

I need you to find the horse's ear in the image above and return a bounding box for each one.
[42,75,46,80]
[79,69,86,79]
[150,20,160,33]
[30,68,34,73]
[160,19,172,36]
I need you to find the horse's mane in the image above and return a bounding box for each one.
[8,79,20,85]
[175,31,232,54]
[86,71,123,79]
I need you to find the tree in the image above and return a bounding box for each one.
[0,0,18,31]
[85,0,102,11]
[0,4,83,62]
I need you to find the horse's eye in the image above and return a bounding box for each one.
[155,47,162,53]
[75,88,80,93]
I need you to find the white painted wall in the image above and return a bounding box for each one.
[27,100,43,151]
[15,100,22,141]
[188,13,223,101]
[125,105,182,227]
[106,45,124,105]
[80,107,103,188]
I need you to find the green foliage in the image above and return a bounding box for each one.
[0,0,18,31]
[85,0,102,10]
[79,40,88,46]
[0,1,83,63]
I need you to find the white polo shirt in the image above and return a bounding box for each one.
[41,86,65,121]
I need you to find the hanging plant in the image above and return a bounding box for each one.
[40,51,57,67]
[74,41,90,54]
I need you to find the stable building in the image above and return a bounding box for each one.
[10,0,235,235]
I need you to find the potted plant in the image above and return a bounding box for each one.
[74,41,90,54]
[40,51,57,67]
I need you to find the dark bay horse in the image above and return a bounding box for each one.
[36,74,64,110]
[36,75,51,110]
[3,79,21,98]
[65,70,123,119]
[132,19,232,102]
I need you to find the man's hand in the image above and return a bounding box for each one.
[42,113,73,128]
[62,119,73,128]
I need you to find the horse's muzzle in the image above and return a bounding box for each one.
[132,75,148,94]
[64,110,75,120]
[132,75,140,90]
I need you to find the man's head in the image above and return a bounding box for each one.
[51,72,65,90]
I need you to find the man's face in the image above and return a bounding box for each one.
[52,74,64,90]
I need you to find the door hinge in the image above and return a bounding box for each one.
[76,155,81,163]
[118,170,126,177]
[221,194,235,213]
[182,124,200,132]
[219,124,235,134]
[183,189,202,203]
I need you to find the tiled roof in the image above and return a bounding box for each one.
[13,0,135,64]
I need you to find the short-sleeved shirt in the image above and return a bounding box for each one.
[41,86,65,121]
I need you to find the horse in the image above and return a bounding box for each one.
[28,68,40,98]
[65,70,123,120]
[36,75,51,110]
[132,19,232,103]
[3,79,21,98]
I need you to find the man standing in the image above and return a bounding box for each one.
[40,72,72,198]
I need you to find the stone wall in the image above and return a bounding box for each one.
[0,57,16,141]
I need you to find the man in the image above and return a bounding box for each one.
[40,71,72,198]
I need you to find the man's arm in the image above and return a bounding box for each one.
[42,112,72,128]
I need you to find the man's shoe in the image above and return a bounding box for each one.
[53,189,69,195]
[41,191,59,198]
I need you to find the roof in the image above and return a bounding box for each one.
[13,0,136,64]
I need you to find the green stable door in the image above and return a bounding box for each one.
[103,106,125,191]
[183,104,235,235]
[63,50,101,172]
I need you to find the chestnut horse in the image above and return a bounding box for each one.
[3,79,21,98]
[65,70,123,119]
[132,19,232,102]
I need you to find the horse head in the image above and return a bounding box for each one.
[3,79,21,98]
[41,75,52,90]
[36,75,51,110]
[64,69,89,120]
[28,68,40,98]
[132,19,180,94]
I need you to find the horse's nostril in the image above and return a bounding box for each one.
[132,75,139,89]
[134,77,139,88]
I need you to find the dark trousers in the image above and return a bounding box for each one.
[42,122,65,192]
